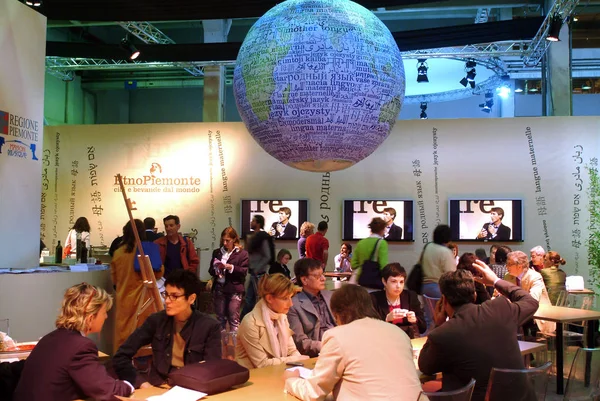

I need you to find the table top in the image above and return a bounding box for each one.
[0,344,109,362]
[410,337,545,357]
[323,272,352,278]
[534,304,600,323]
[123,359,318,400]
[568,289,595,295]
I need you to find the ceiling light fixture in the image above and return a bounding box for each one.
[420,102,428,119]
[417,59,429,83]
[496,75,511,99]
[582,81,592,90]
[479,91,494,113]
[121,36,140,60]
[460,60,477,89]
[546,14,563,42]
[25,0,42,6]
[514,81,524,93]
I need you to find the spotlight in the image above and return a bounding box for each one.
[460,60,477,89]
[121,36,140,60]
[417,59,429,83]
[419,102,428,119]
[582,81,592,90]
[25,0,41,6]
[496,75,511,99]
[479,91,494,113]
[514,81,524,93]
[546,14,563,42]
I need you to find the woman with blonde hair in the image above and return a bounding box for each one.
[236,273,308,369]
[298,221,315,259]
[541,251,567,305]
[14,283,133,401]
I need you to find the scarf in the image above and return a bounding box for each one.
[258,298,288,358]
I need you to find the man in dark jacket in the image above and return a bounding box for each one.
[113,270,221,388]
[418,260,538,401]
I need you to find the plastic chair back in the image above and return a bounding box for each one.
[564,347,600,400]
[484,361,551,401]
[422,295,440,320]
[417,378,476,401]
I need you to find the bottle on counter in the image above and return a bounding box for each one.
[76,232,82,262]
[80,246,88,264]
[55,241,63,264]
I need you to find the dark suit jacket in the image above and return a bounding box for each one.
[287,290,335,357]
[145,230,164,242]
[370,289,426,338]
[418,280,538,401]
[478,222,511,241]
[13,329,132,401]
[269,262,291,278]
[385,223,403,241]
[208,247,249,293]
[270,222,298,239]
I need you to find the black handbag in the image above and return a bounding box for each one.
[358,239,384,289]
[406,243,429,294]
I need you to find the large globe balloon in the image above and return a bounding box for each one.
[233,0,405,172]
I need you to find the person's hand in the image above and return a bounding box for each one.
[225,264,234,272]
[471,259,499,287]
[283,369,301,382]
[433,297,448,327]
[269,227,276,236]
[406,311,417,324]
[276,224,284,234]
[140,382,152,389]
[477,228,487,239]
[487,225,497,236]
[290,355,310,361]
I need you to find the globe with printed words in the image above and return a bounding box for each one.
[233,0,405,172]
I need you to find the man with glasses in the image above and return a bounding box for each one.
[287,258,336,357]
[113,270,221,388]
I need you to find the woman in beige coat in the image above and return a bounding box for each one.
[236,273,308,369]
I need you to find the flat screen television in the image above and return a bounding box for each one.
[342,200,414,241]
[448,199,523,242]
[240,199,309,240]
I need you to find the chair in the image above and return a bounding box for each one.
[563,347,600,400]
[484,361,552,401]
[422,295,440,320]
[416,378,475,401]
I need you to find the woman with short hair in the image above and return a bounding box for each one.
[14,283,133,401]
[298,222,315,259]
[285,284,423,401]
[236,273,308,369]
[269,248,292,278]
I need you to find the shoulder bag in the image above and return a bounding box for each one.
[358,238,384,289]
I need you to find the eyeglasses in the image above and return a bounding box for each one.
[308,272,325,279]
[161,291,187,302]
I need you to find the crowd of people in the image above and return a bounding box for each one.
[6,215,573,401]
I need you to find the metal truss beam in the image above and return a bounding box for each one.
[45,57,232,74]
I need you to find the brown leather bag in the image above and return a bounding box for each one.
[168,359,249,395]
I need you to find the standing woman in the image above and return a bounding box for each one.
[209,227,249,332]
[297,222,315,259]
[236,274,308,369]
[64,217,91,258]
[110,219,164,353]
[541,251,567,305]
[14,284,133,401]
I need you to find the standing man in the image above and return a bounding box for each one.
[382,207,403,241]
[529,245,546,272]
[305,221,329,269]
[418,263,538,401]
[241,215,275,319]
[269,207,298,239]
[154,215,199,278]
[503,250,554,335]
[287,258,336,357]
[476,207,511,241]
[144,217,164,242]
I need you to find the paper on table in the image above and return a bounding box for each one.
[146,386,207,401]
[286,366,313,379]
[0,358,19,363]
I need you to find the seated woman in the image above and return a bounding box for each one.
[209,226,249,331]
[269,249,292,278]
[14,283,133,401]
[334,243,353,273]
[541,251,567,305]
[113,269,222,388]
[285,284,423,401]
[111,218,164,353]
[236,273,308,369]
[370,263,426,339]
[457,253,491,304]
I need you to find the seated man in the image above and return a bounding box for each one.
[503,250,555,334]
[418,261,538,401]
[370,263,426,339]
[113,270,222,388]
[287,258,336,357]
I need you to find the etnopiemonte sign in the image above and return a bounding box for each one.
[113,162,202,193]
[0,109,40,161]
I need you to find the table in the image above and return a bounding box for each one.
[0,343,109,362]
[568,289,596,295]
[116,358,319,400]
[534,304,600,394]
[410,337,546,357]
[323,272,352,279]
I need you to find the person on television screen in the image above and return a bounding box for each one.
[475,207,511,241]
[382,207,403,241]
[269,207,298,239]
